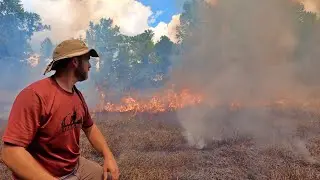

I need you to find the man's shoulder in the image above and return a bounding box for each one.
[21,77,56,98]
[73,86,88,104]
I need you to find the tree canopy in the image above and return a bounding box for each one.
[0,0,48,61]
[0,0,48,89]
[2,0,320,92]
[85,18,176,93]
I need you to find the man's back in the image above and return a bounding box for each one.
[2,76,93,178]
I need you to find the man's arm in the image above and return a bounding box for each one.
[1,143,57,180]
[82,124,115,160]
[1,88,57,180]
[83,124,119,179]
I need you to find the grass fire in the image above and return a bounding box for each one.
[94,87,203,114]
[1,0,320,179]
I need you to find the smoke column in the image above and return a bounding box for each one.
[170,0,319,163]
[299,0,320,13]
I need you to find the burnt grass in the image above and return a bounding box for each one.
[1,110,320,180]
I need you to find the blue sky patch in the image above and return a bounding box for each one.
[138,0,182,27]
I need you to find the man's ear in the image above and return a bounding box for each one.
[71,57,79,68]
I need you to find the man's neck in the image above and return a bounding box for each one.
[53,73,77,93]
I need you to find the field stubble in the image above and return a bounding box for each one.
[0,106,320,180]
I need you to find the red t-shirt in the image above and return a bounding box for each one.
[2,76,94,178]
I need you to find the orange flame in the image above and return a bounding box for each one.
[94,88,203,114]
[93,86,320,115]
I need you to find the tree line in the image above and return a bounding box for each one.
[1,0,320,92]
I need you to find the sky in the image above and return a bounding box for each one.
[137,0,182,26]
[20,0,184,51]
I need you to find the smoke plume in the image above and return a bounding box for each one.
[151,14,181,43]
[25,0,181,48]
[299,0,320,13]
[170,0,320,163]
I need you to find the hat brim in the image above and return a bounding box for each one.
[89,49,99,58]
[43,48,99,75]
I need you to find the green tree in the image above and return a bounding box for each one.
[155,36,174,74]
[291,4,320,86]
[86,18,123,92]
[0,0,47,90]
[86,17,178,93]
[40,37,54,58]
[126,30,158,89]
[176,0,202,44]
[152,36,176,85]
[0,0,47,61]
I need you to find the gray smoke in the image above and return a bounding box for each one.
[170,0,319,163]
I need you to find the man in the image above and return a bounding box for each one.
[1,39,119,180]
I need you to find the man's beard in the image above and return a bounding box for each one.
[75,66,88,81]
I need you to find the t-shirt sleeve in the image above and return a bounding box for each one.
[2,88,42,147]
[81,96,94,129]
[82,108,94,129]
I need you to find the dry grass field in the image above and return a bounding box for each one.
[0,109,320,180]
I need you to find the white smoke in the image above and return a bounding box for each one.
[21,0,181,49]
[151,14,181,43]
[170,0,319,163]
[298,0,320,13]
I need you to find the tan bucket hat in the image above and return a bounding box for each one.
[43,39,99,75]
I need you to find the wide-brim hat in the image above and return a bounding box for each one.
[43,39,99,75]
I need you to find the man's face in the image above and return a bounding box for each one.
[75,53,91,81]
